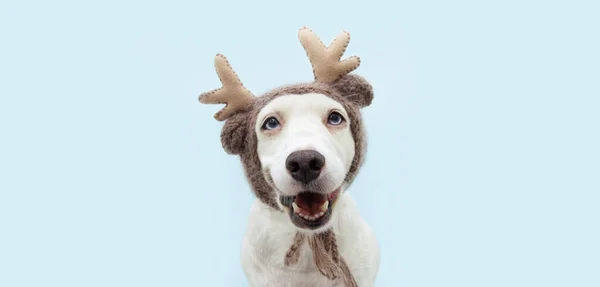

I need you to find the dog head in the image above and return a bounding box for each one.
[199,27,373,231]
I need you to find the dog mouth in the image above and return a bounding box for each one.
[279,188,341,230]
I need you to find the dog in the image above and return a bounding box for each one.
[199,27,380,287]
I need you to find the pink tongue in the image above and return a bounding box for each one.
[294,193,326,215]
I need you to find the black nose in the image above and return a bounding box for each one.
[285,150,325,184]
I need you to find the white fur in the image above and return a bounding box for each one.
[241,93,380,286]
[241,193,380,287]
[255,93,355,197]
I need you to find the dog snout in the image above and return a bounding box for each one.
[285,150,325,184]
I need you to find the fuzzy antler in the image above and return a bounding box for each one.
[199,54,254,121]
[298,27,361,83]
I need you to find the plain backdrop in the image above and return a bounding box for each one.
[1,0,599,286]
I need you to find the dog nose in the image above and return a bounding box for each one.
[285,150,325,184]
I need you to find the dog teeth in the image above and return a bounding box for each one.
[320,200,329,212]
[292,201,328,221]
[296,210,326,221]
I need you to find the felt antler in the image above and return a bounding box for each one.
[199,54,255,121]
[298,27,361,83]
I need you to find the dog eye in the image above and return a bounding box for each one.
[261,117,280,130]
[327,111,345,126]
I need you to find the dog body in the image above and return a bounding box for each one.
[242,193,379,287]
[240,93,380,286]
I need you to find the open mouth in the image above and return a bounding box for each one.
[279,188,341,230]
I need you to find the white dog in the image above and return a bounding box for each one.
[199,27,380,287]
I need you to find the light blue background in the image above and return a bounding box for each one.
[1,0,598,286]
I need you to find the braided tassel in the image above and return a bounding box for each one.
[284,232,305,266]
[284,229,358,287]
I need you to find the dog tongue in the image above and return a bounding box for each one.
[295,192,327,214]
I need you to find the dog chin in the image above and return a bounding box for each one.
[278,187,342,231]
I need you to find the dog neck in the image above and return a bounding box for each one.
[247,190,359,286]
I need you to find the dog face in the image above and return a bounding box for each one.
[213,76,374,231]
[199,27,375,231]
[255,93,356,230]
